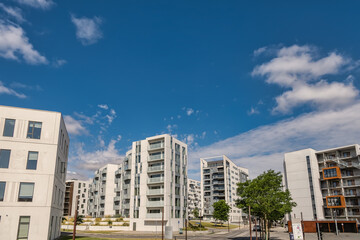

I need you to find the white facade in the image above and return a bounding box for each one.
[88,164,119,217]
[200,155,249,223]
[64,180,90,217]
[0,105,69,240]
[284,144,360,221]
[187,179,201,218]
[125,134,188,231]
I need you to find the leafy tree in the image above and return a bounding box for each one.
[75,215,84,225]
[212,200,230,225]
[193,207,200,219]
[236,170,296,240]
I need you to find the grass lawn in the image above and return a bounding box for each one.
[60,237,161,240]
[189,220,238,229]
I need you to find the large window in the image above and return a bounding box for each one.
[26,121,42,139]
[17,216,30,240]
[0,149,11,168]
[0,182,5,201]
[18,183,34,202]
[3,119,15,137]
[26,152,38,170]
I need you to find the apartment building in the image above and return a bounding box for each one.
[284,144,360,222]
[200,155,249,222]
[188,179,202,218]
[88,164,119,217]
[123,134,188,231]
[64,180,90,217]
[0,105,69,240]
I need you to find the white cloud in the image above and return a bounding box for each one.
[0,3,25,23]
[186,108,194,116]
[71,15,103,45]
[0,21,47,64]
[64,115,88,135]
[105,109,116,124]
[98,104,108,110]
[166,124,177,133]
[253,46,267,56]
[248,107,259,115]
[189,102,360,180]
[16,0,54,10]
[0,81,26,98]
[73,139,123,171]
[252,45,358,114]
[53,59,66,68]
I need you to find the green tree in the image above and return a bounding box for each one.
[193,207,200,219]
[236,170,296,240]
[212,200,230,225]
[75,215,84,225]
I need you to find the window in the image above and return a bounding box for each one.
[17,216,30,240]
[26,121,42,139]
[18,183,34,202]
[26,152,38,170]
[0,182,5,201]
[3,119,15,137]
[0,149,11,168]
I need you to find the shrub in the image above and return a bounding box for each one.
[116,217,123,222]
[108,220,113,226]
[95,218,101,223]
[104,215,112,218]
[122,222,129,226]
[113,214,122,218]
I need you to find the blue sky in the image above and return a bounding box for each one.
[1,0,360,180]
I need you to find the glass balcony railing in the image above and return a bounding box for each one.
[146,213,162,219]
[147,188,164,195]
[148,165,164,172]
[148,142,164,150]
[149,153,165,161]
[147,201,164,207]
[148,177,164,184]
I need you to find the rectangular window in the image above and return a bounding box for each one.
[17,216,30,240]
[26,152,38,170]
[0,182,5,201]
[26,121,42,139]
[18,183,34,202]
[3,119,15,137]
[0,149,11,168]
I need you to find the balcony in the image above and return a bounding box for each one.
[147,201,164,207]
[123,174,131,180]
[148,177,164,184]
[115,185,121,192]
[122,203,130,209]
[114,205,120,210]
[100,199,105,204]
[148,142,164,151]
[114,196,121,202]
[147,188,164,195]
[148,153,165,162]
[146,213,162,219]
[148,165,164,173]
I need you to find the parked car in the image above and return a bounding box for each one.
[253,225,261,231]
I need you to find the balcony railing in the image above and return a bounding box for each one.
[147,201,164,207]
[148,153,165,162]
[122,203,130,209]
[147,188,164,195]
[123,174,131,180]
[148,142,164,150]
[114,196,121,202]
[146,213,162,219]
[148,165,164,172]
[148,177,164,184]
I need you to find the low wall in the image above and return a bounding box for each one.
[61,224,131,231]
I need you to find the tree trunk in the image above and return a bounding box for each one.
[265,216,269,240]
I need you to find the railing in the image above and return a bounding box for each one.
[148,142,164,150]
[147,188,164,195]
[123,174,131,180]
[148,177,164,184]
[147,201,164,207]
[148,154,165,161]
[122,203,130,209]
[146,213,162,219]
[148,165,164,172]
[114,196,121,201]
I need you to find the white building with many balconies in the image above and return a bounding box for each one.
[64,180,90,217]
[0,105,69,240]
[200,155,249,223]
[88,164,119,217]
[188,178,202,218]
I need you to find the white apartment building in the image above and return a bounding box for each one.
[0,105,69,240]
[123,134,188,231]
[188,179,202,218]
[200,155,249,223]
[284,144,360,222]
[64,180,90,217]
[88,164,119,217]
